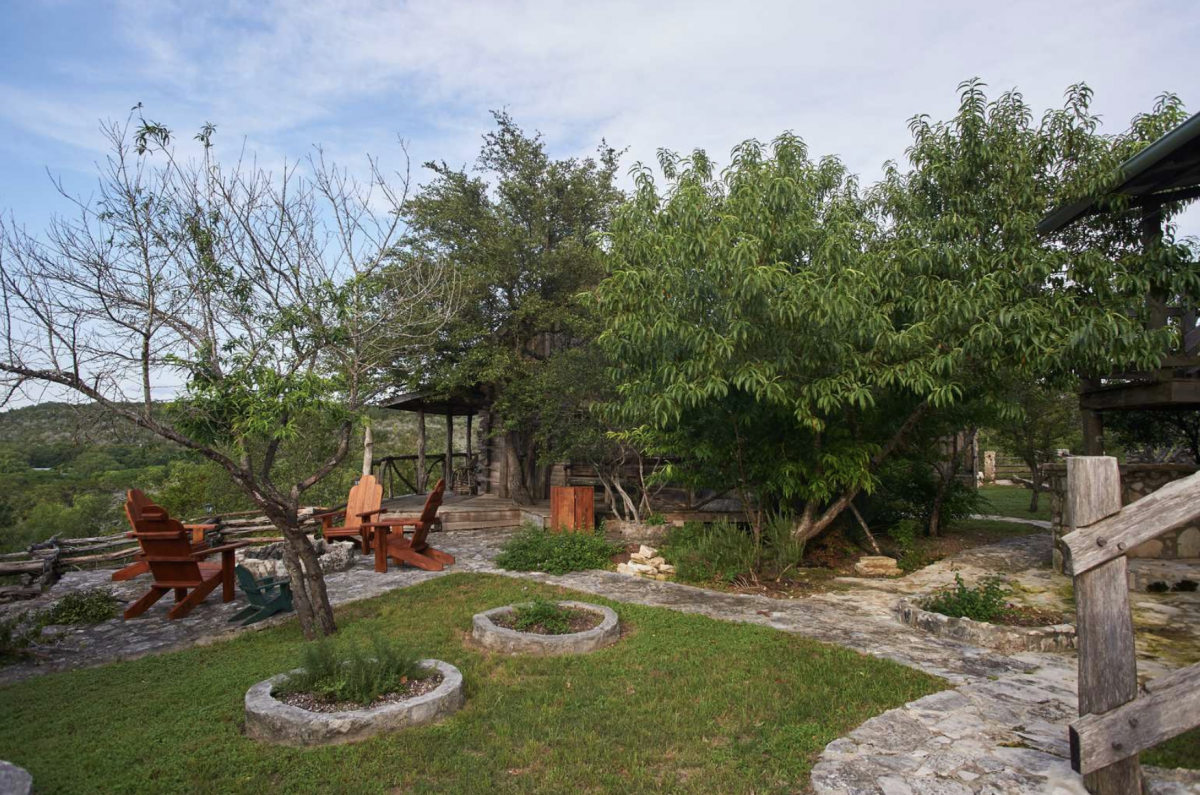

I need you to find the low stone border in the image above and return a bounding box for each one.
[896,598,1076,654]
[472,600,619,655]
[244,659,463,747]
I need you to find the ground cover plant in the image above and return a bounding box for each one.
[0,573,949,795]
[1,588,120,664]
[494,523,620,575]
[275,635,428,706]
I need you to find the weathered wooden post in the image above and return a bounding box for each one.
[444,411,454,486]
[416,408,427,493]
[1066,456,1142,795]
[465,413,475,495]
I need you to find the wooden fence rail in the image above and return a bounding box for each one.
[1063,457,1200,794]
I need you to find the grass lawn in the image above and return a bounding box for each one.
[977,484,1051,522]
[0,573,946,795]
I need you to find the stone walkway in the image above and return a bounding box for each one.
[2,529,1198,794]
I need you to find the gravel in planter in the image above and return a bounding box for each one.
[472,601,619,656]
[244,659,463,747]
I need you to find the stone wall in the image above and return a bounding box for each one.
[1045,461,1200,573]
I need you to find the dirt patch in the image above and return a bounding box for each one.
[277,671,444,713]
[993,605,1067,627]
[492,608,604,635]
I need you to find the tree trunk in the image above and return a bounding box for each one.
[265,506,336,639]
[505,430,534,505]
[1029,466,1042,513]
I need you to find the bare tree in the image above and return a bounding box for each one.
[0,114,456,638]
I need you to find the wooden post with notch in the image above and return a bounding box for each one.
[416,408,427,493]
[1066,456,1142,795]
[445,411,454,487]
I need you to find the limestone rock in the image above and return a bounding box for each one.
[854,556,902,577]
[638,545,658,558]
[0,761,32,795]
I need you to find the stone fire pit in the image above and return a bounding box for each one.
[244,659,463,747]
[235,537,357,581]
[472,601,620,656]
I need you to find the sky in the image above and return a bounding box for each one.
[1,0,1198,238]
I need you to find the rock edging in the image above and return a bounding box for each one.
[896,598,1076,654]
[472,601,620,655]
[244,659,463,747]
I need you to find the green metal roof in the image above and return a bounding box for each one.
[1039,110,1200,234]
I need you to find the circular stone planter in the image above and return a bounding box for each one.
[896,598,1076,653]
[244,659,463,747]
[472,601,620,656]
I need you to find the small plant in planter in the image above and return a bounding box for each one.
[495,596,603,636]
[920,574,1066,627]
[275,636,438,711]
[245,634,465,746]
[472,598,621,654]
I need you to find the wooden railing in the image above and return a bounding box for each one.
[1062,457,1200,794]
[371,453,477,498]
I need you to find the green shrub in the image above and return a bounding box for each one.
[887,519,927,572]
[39,589,119,626]
[644,513,667,527]
[920,574,1008,622]
[511,596,573,634]
[662,516,805,584]
[277,635,427,705]
[494,523,618,575]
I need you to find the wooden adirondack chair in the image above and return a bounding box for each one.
[313,475,383,554]
[112,489,216,582]
[228,565,294,626]
[123,506,245,621]
[364,479,454,573]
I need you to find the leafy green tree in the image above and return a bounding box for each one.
[596,81,1198,545]
[397,112,622,503]
[0,112,455,638]
[989,384,1079,511]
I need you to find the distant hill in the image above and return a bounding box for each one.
[0,401,435,457]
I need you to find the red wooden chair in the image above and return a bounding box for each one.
[364,479,454,573]
[312,475,383,554]
[123,505,245,621]
[112,489,216,582]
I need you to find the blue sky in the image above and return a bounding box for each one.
[1,0,1198,236]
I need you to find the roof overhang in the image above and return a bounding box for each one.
[380,389,488,416]
[1039,111,1200,235]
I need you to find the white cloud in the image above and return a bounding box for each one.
[4,0,1199,232]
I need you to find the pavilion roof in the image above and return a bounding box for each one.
[380,389,488,417]
[1039,111,1200,234]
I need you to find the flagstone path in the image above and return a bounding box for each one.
[2,527,1198,794]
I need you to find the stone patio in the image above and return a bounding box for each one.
[2,527,1199,793]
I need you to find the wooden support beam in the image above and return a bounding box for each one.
[466,413,475,495]
[1063,469,1200,575]
[1067,456,1142,794]
[1080,379,1104,455]
[1071,660,1200,775]
[416,408,427,493]
[444,411,453,485]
